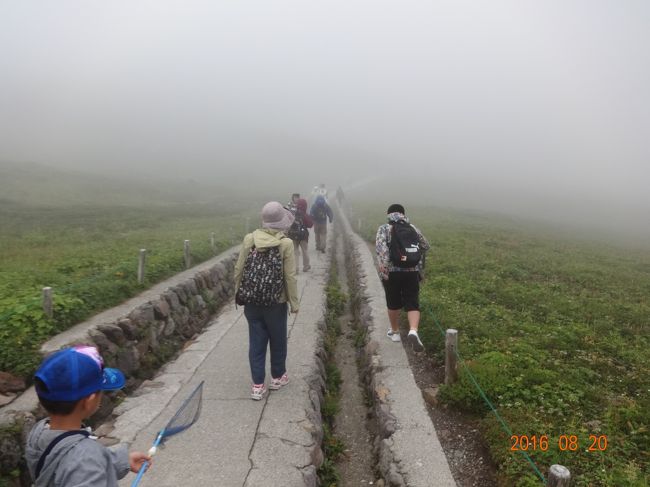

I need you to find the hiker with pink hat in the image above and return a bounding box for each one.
[234,202,299,400]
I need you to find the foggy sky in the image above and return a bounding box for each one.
[1,1,649,219]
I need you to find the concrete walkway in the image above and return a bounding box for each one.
[116,236,332,487]
[340,213,457,486]
[112,214,456,486]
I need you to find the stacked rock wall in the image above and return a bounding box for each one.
[0,249,238,486]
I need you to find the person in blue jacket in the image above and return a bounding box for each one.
[309,195,333,252]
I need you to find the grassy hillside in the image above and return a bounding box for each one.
[0,161,244,207]
[0,163,272,378]
[353,203,649,486]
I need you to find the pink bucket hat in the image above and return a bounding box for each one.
[261,201,295,231]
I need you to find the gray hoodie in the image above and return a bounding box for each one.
[25,419,130,487]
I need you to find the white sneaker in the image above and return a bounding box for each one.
[407,330,424,352]
[386,329,401,342]
[269,373,289,390]
[251,383,267,400]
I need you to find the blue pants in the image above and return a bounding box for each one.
[244,302,288,385]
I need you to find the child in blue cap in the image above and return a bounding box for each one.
[25,345,151,486]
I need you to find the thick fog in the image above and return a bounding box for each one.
[1,1,649,230]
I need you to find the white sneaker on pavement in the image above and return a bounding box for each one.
[387,329,401,342]
[269,373,289,390]
[407,330,424,352]
[251,383,267,400]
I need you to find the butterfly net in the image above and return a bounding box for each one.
[161,381,204,439]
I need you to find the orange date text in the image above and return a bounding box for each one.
[510,435,608,452]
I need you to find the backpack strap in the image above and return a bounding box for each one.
[35,430,90,480]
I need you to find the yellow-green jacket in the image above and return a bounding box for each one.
[234,228,299,312]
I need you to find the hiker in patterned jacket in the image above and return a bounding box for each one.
[286,193,300,213]
[376,204,430,352]
[234,202,299,401]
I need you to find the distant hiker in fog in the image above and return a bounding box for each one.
[310,183,328,205]
[287,198,313,272]
[376,204,430,352]
[287,193,300,213]
[336,186,345,204]
[310,195,333,253]
[234,202,299,400]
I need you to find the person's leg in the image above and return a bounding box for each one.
[388,309,400,332]
[314,223,324,250]
[402,272,421,330]
[321,223,328,251]
[293,240,300,272]
[300,239,310,270]
[407,310,421,332]
[313,224,319,250]
[266,302,288,379]
[382,274,403,341]
[244,304,269,385]
[402,272,424,351]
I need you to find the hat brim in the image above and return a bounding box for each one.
[262,207,295,231]
[101,368,126,391]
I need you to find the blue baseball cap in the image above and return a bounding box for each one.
[35,346,126,402]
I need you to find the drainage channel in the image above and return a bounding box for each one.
[320,223,378,486]
[359,235,497,486]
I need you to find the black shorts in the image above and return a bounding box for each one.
[382,271,420,311]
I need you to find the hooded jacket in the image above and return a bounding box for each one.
[309,196,333,224]
[375,212,430,280]
[294,198,314,238]
[234,228,299,312]
[25,418,130,487]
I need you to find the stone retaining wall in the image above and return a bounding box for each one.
[339,210,455,487]
[0,249,238,486]
[341,223,407,485]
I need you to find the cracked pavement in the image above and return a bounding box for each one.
[116,236,331,487]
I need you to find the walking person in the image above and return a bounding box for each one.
[310,195,333,253]
[376,204,430,352]
[235,201,299,400]
[287,198,313,272]
[287,192,300,213]
[310,183,328,205]
[336,186,345,205]
[26,346,151,486]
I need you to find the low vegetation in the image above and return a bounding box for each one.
[0,167,265,379]
[318,267,347,486]
[354,203,649,486]
[3,165,647,486]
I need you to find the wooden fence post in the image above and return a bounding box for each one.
[548,465,571,487]
[137,249,146,284]
[210,232,216,254]
[445,329,458,385]
[42,287,53,319]
[184,240,191,269]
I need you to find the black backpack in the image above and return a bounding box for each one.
[389,221,422,268]
[287,214,309,242]
[236,245,284,306]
